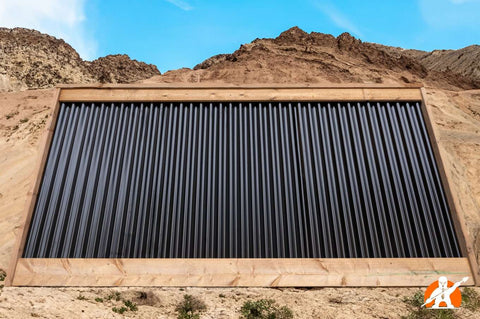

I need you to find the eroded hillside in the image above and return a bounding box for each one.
[0,28,160,91]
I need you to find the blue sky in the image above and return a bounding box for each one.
[1,0,479,72]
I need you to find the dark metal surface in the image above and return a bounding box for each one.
[24,101,461,258]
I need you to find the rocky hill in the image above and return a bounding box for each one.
[412,45,480,83]
[0,28,160,92]
[2,26,479,92]
[147,27,480,90]
[371,43,480,83]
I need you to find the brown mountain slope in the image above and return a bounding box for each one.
[145,27,479,90]
[2,26,479,92]
[371,43,480,83]
[0,28,160,92]
[414,45,480,82]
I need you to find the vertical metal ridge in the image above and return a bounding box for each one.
[24,100,461,258]
[344,104,365,256]
[293,103,310,257]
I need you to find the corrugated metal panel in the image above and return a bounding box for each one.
[23,101,461,258]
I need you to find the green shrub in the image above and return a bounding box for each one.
[107,291,121,301]
[0,269,6,281]
[95,297,103,303]
[176,294,207,319]
[240,299,293,319]
[124,300,138,312]
[402,290,454,319]
[461,287,480,311]
[112,306,127,314]
[76,294,87,301]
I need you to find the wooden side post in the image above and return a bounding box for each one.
[5,88,62,286]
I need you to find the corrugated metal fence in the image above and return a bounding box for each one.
[24,101,461,258]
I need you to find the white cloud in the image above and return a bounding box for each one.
[312,2,363,38]
[0,0,97,60]
[165,0,193,11]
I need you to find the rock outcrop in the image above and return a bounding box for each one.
[147,27,479,90]
[0,28,160,91]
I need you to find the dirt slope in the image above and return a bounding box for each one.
[0,28,160,92]
[415,46,480,82]
[372,43,480,83]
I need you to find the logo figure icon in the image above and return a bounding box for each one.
[422,276,469,309]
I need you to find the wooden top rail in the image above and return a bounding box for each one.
[58,86,423,102]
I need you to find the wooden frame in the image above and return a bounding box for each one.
[6,84,478,287]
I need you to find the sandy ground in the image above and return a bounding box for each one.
[0,286,442,318]
[425,88,480,253]
[0,87,479,318]
[0,89,54,270]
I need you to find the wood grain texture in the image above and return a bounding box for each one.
[56,83,425,89]
[420,88,480,286]
[58,88,422,102]
[12,258,473,287]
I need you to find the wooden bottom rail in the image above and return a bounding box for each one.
[12,258,473,287]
